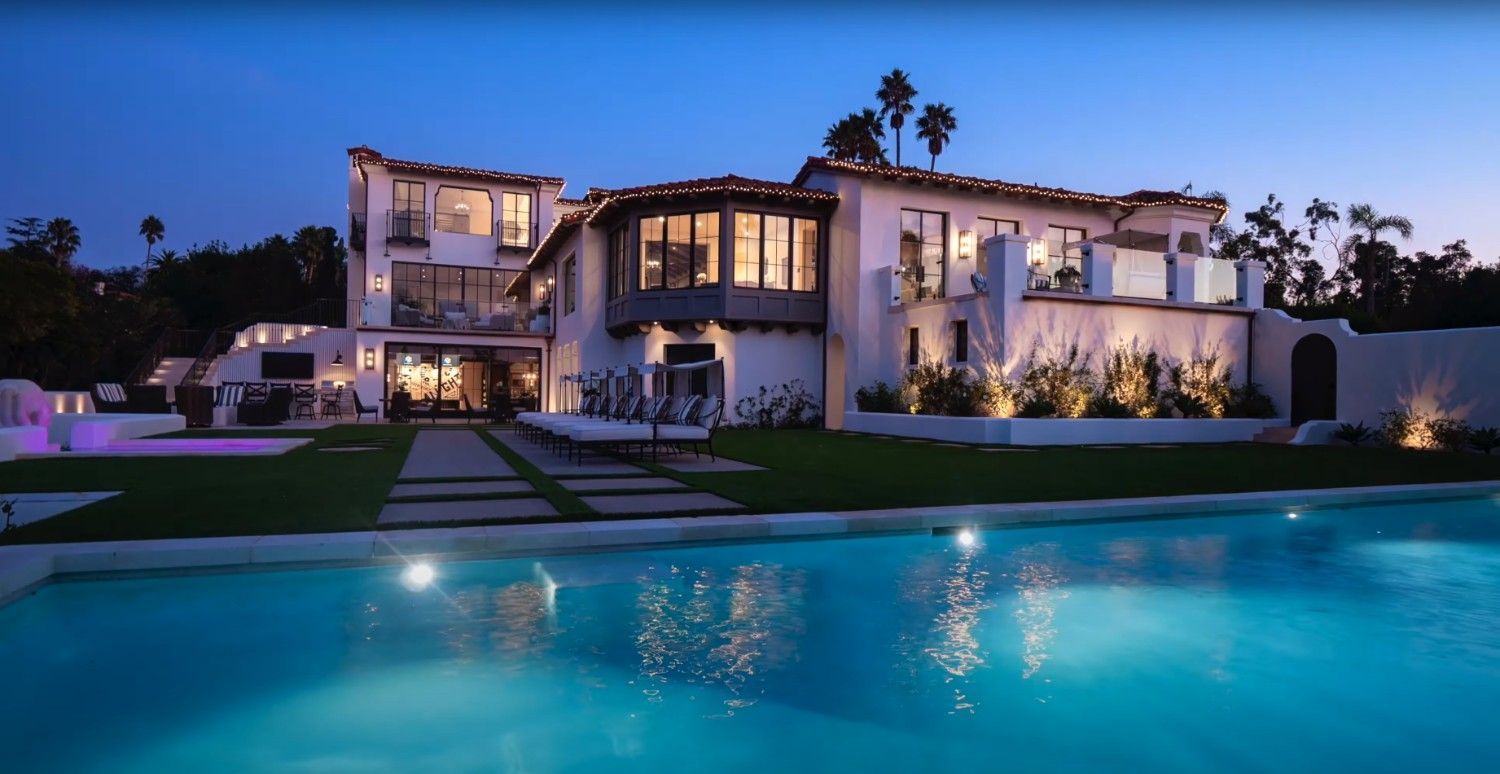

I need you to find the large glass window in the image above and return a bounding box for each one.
[638,211,719,290]
[1044,225,1088,287]
[563,254,576,315]
[733,211,818,291]
[389,261,532,331]
[976,217,1020,274]
[391,180,426,240]
[434,186,492,235]
[500,192,533,248]
[900,209,946,301]
[608,225,628,300]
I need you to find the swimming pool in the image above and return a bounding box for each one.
[3,496,1498,772]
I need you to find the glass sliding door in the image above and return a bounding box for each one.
[385,343,542,416]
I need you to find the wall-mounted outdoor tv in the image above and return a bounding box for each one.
[261,352,315,380]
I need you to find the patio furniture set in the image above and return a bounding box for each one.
[513,392,725,465]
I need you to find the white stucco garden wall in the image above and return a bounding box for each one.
[843,411,1277,445]
[1255,310,1500,427]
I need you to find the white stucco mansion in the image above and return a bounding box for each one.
[211,145,1496,435]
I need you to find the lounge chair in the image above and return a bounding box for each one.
[568,395,722,465]
[93,383,129,413]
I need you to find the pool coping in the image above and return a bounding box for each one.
[3,479,1498,606]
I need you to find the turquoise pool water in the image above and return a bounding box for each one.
[3,497,1500,772]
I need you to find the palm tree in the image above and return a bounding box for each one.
[822,118,860,161]
[876,68,917,167]
[139,215,165,263]
[147,248,181,273]
[850,108,888,164]
[1343,203,1414,316]
[822,110,889,165]
[914,103,957,171]
[44,217,80,267]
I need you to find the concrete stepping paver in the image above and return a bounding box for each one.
[377,497,555,525]
[388,480,533,498]
[0,491,121,527]
[487,431,644,475]
[580,491,743,515]
[979,447,1038,453]
[399,431,514,480]
[655,458,766,473]
[559,477,688,492]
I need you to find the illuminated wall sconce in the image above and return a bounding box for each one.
[374,273,383,292]
[363,348,376,370]
[958,230,976,261]
[1027,239,1049,267]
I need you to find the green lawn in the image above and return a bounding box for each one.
[2,426,1498,545]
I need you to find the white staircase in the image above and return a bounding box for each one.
[145,357,195,402]
[206,323,340,386]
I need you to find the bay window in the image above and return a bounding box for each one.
[734,211,818,291]
[638,211,719,290]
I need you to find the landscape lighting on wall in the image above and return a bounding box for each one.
[374,273,383,292]
[364,348,376,370]
[958,230,975,260]
[1027,240,1048,267]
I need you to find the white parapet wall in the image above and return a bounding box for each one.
[1255,310,1500,427]
[843,410,1279,445]
[0,426,50,462]
[48,414,187,450]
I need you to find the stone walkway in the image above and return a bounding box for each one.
[389,480,532,498]
[399,430,515,480]
[0,492,121,528]
[559,477,687,492]
[580,491,743,515]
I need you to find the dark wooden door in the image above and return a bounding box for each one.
[1291,334,1337,424]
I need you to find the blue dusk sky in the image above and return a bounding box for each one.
[2,2,1497,269]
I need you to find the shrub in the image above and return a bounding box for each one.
[854,381,905,413]
[1333,422,1373,446]
[1085,393,1133,418]
[1019,345,1094,418]
[1378,407,1426,448]
[1166,354,1232,418]
[1226,382,1278,419]
[1428,416,1473,452]
[1099,344,1162,418]
[903,361,996,417]
[1470,427,1500,455]
[1015,395,1057,418]
[733,379,822,429]
[1377,407,1471,451]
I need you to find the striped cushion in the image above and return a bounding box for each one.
[215,385,244,407]
[95,383,127,404]
[675,395,703,425]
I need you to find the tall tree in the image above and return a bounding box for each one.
[43,217,81,267]
[914,102,957,171]
[875,68,917,167]
[139,214,165,263]
[5,216,46,248]
[1343,203,1414,316]
[822,110,888,164]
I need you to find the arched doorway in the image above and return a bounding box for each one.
[1291,334,1337,424]
[826,334,846,430]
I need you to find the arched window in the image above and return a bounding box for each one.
[434,186,493,236]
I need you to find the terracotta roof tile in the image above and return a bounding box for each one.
[527,207,594,270]
[584,174,837,224]
[794,157,1227,212]
[350,147,564,188]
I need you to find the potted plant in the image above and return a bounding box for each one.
[1054,265,1083,293]
[532,301,552,332]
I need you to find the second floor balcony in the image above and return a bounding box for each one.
[350,212,367,252]
[387,209,429,246]
[388,297,543,333]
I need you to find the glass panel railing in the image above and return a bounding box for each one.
[1112,248,1168,300]
[1196,256,1238,305]
[389,298,538,332]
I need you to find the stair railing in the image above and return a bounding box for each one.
[125,327,205,386]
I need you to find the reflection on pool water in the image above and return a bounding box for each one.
[3,497,1499,772]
